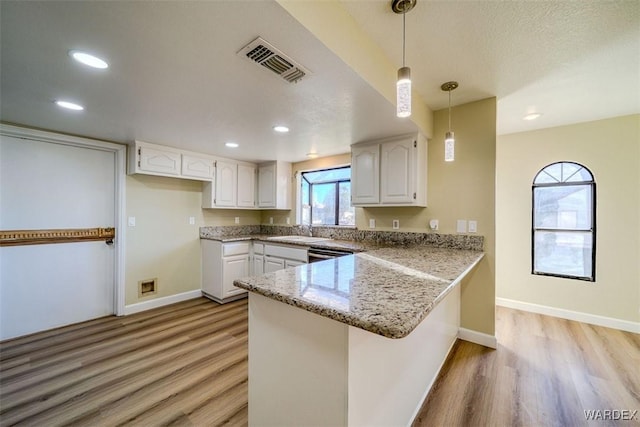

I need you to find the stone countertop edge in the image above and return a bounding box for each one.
[234,250,484,339]
[200,234,369,252]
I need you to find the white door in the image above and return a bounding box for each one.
[0,134,117,340]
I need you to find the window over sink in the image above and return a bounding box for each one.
[300,166,354,226]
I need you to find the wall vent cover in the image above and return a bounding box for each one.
[238,37,311,84]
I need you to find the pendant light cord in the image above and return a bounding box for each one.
[402,4,406,67]
[448,89,452,131]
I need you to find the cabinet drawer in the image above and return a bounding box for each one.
[222,242,250,257]
[265,244,307,262]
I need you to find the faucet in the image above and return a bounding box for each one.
[308,225,313,237]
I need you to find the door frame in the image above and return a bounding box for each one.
[0,123,127,315]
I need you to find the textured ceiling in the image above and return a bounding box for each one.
[0,1,416,162]
[1,1,638,163]
[340,0,640,135]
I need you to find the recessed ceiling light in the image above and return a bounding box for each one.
[273,125,289,133]
[225,142,239,148]
[306,153,319,159]
[523,112,542,121]
[55,100,84,111]
[69,50,109,69]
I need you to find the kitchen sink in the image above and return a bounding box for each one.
[266,235,332,244]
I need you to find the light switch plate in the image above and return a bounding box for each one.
[468,220,477,233]
[286,217,290,225]
[392,219,400,230]
[269,217,274,224]
[234,217,240,224]
[456,220,467,233]
[369,219,376,228]
[189,216,195,225]
[128,217,136,227]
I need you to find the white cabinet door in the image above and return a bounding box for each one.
[237,164,256,208]
[264,256,285,272]
[139,145,181,176]
[258,163,276,208]
[222,254,249,298]
[285,259,306,269]
[215,160,237,207]
[182,155,214,180]
[381,138,414,204]
[351,144,380,205]
[258,161,292,209]
[254,255,264,275]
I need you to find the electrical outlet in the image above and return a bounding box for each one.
[189,216,195,225]
[468,220,477,233]
[392,219,400,229]
[234,217,240,224]
[269,217,274,224]
[429,219,439,231]
[369,219,376,229]
[286,217,290,225]
[456,220,467,233]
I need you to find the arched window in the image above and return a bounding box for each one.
[532,161,596,281]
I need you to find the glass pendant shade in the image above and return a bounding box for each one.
[444,131,455,162]
[396,66,411,118]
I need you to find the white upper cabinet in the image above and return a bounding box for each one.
[136,143,181,176]
[351,134,427,207]
[182,154,215,180]
[214,160,238,207]
[129,140,214,181]
[258,161,291,209]
[202,160,258,209]
[380,138,413,204]
[351,144,380,204]
[237,163,256,208]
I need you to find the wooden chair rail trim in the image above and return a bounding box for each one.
[0,227,115,246]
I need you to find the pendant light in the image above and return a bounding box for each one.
[441,81,458,162]
[392,0,416,118]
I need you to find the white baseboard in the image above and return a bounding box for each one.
[123,290,203,315]
[496,297,640,334]
[457,328,498,349]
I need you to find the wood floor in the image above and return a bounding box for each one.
[1,298,638,427]
[0,298,248,426]
[413,307,640,427]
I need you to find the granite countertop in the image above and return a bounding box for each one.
[234,246,484,339]
[201,233,370,252]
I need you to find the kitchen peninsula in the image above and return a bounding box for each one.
[233,237,483,427]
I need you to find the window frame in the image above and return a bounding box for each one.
[531,161,596,282]
[301,166,353,227]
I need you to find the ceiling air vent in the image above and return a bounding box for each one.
[238,37,311,84]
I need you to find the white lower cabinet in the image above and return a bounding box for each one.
[253,242,264,275]
[263,243,308,272]
[202,240,309,303]
[202,240,250,303]
[264,257,285,273]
